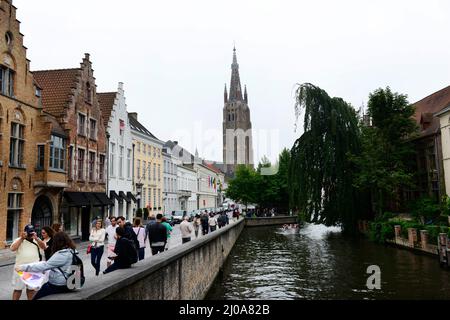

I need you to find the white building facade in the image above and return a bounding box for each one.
[163,151,178,214]
[177,165,198,212]
[98,83,135,221]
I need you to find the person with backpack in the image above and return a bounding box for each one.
[10,225,46,300]
[208,214,218,232]
[147,214,168,255]
[133,218,146,261]
[145,214,157,244]
[15,232,82,300]
[103,227,138,274]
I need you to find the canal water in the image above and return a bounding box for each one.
[206,224,450,300]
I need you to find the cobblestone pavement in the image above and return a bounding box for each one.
[0,216,237,300]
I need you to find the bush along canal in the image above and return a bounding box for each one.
[206,223,450,300]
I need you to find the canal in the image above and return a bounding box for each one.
[206,223,450,300]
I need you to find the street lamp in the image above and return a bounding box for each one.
[136,182,143,211]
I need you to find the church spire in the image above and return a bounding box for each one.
[244,85,248,104]
[224,84,228,103]
[229,47,243,102]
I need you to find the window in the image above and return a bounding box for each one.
[127,149,131,179]
[89,119,97,140]
[119,119,125,136]
[148,189,151,208]
[7,193,22,242]
[153,188,156,209]
[119,146,124,178]
[137,160,141,179]
[0,66,15,97]
[158,164,161,181]
[137,142,140,153]
[143,144,146,155]
[99,155,105,182]
[143,161,146,180]
[85,82,92,103]
[153,163,156,181]
[37,145,45,170]
[9,122,24,167]
[50,135,65,171]
[110,143,115,177]
[68,147,73,180]
[89,152,95,181]
[158,189,161,208]
[142,187,146,207]
[153,147,156,157]
[77,149,85,181]
[78,113,86,136]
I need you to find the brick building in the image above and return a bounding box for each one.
[410,85,450,201]
[33,54,112,241]
[0,0,67,248]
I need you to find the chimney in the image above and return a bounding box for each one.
[174,141,178,145]
[129,112,138,121]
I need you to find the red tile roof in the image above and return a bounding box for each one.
[97,92,117,127]
[33,69,80,117]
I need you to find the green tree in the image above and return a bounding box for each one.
[352,87,418,216]
[226,165,258,207]
[289,83,362,234]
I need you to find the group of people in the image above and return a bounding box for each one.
[9,210,238,300]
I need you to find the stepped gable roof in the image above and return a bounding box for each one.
[32,68,80,117]
[98,92,117,127]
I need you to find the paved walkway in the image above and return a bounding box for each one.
[0,216,237,300]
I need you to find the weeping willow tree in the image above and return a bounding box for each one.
[289,83,362,234]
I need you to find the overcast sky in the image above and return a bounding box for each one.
[14,0,450,163]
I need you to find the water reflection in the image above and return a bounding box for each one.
[206,224,450,300]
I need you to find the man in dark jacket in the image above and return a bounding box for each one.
[200,212,209,235]
[117,216,139,251]
[147,214,168,255]
[103,227,137,274]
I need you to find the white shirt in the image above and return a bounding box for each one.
[180,221,194,238]
[133,227,146,248]
[12,238,41,267]
[105,225,118,246]
[209,217,217,226]
[89,228,106,247]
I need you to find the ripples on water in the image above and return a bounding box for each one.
[206,223,450,300]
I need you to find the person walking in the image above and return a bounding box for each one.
[180,216,194,244]
[89,219,105,276]
[105,217,118,268]
[10,225,46,300]
[147,214,168,255]
[201,212,209,236]
[41,226,56,261]
[193,214,201,238]
[16,232,79,300]
[133,218,146,261]
[145,214,157,244]
[161,217,173,250]
[209,214,218,232]
[103,227,137,274]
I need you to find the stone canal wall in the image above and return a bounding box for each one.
[45,218,245,300]
[245,215,298,227]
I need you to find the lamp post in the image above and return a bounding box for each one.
[136,182,143,213]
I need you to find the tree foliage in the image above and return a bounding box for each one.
[289,83,362,234]
[225,165,258,207]
[351,87,418,216]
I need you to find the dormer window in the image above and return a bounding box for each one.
[85,82,92,104]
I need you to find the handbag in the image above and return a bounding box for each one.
[87,244,92,254]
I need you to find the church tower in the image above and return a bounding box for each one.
[223,47,254,178]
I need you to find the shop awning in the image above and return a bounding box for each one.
[127,192,137,203]
[109,191,123,203]
[95,193,114,206]
[85,193,103,207]
[63,192,90,207]
[119,191,131,203]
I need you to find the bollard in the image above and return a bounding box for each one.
[394,225,402,241]
[407,228,417,247]
[438,233,448,266]
[420,230,428,250]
